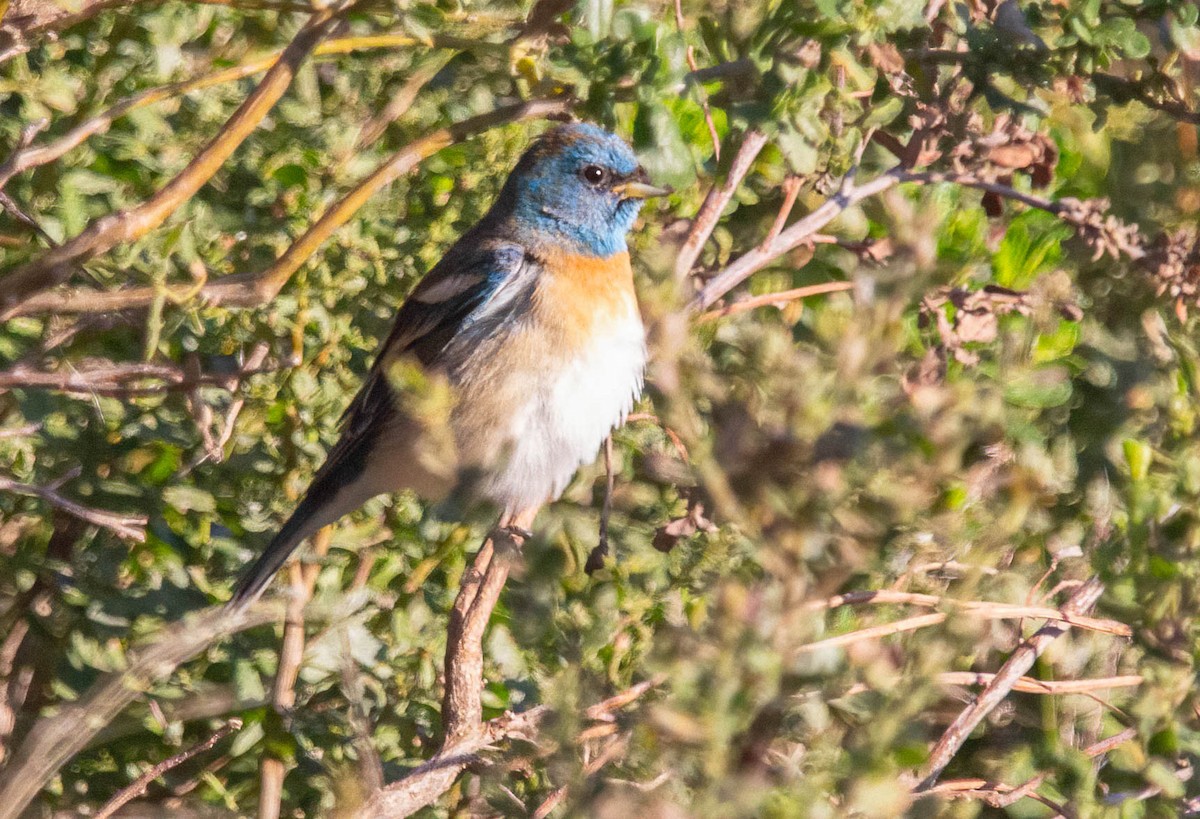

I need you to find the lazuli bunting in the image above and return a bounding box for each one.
[230,123,669,607]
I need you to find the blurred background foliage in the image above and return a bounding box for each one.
[2,0,1200,815]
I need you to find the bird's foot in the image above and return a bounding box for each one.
[490,524,534,546]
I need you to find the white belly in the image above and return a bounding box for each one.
[480,311,646,511]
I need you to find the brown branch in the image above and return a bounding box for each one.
[0,350,282,398]
[759,174,803,250]
[698,280,855,322]
[689,166,903,311]
[0,30,494,196]
[936,673,1142,695]
[912,577,1105,791]
[0,473,148,541]
[674,129,768,282]
[93,718,243,819]
[5,96,574,317]
[0,597,366,819]
[0,4,346,316]
[796,612,948,654]
[804,589,1131,637]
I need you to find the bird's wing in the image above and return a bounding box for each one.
[228,236,531,609]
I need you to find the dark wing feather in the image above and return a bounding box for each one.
[228,237,529,608]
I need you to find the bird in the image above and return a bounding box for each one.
[229,122,669,608]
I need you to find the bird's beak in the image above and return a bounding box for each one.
[613,167,672,199]
[614,180,673,199]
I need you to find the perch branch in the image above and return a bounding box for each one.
[356,521,533,817]
[912,577,1105,791]
[0,4,345,316]
[93,718,243,819]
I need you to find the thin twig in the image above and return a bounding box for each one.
[0,4,346,315]
[0,351,281,398]
[796,612,948,654]
[698,280,855,322]
[803,589,1131,637]
[689,166,903,311]
[0,474,147,541]
[674,129,768,281]
[936,673,1142,695]
[759,174,803,249]
[912,578,1105,791]
[93,718,243,819]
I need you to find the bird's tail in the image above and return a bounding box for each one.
[227,492,331,611]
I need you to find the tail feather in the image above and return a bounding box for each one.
[227,494,328,610]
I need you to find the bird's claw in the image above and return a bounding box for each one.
[491,524,534,545]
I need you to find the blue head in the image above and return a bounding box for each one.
[496,123,669,257]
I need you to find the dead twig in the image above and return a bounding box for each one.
[674,129,768,282]
[912,578,1105,791]
[356,521,533,817]
[0,4,347,316]
[0,473,148,541]
[93,718,243,819]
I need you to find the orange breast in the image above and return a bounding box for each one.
[531,249,638,353]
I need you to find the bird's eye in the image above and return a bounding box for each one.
[581,165,607,186]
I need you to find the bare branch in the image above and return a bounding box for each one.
[936,673,1142,696]
[804,589,1131,637]
[0,4,346,316]
[912,578,1105,790]
[689,167,903,311]
[93,718,243,819]
[5,97,574,317]
[674,129,768,282]
[0,473,148,541]
[0,30,501,196]
[698,280,855,322]
[0,349,283,398]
